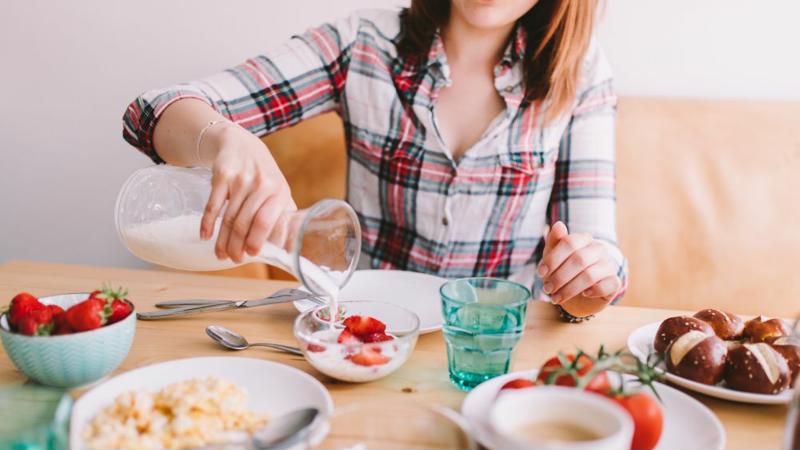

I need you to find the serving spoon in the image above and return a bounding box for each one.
[206,325,304,356]
[192,407,321,450]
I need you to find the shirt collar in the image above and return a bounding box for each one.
[394,23,527,78]
[499,23,527,69]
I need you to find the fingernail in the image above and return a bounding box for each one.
[542,225,550,236]
[543,282,553,294]
[550,293,561,303]
[538,265,549,276]
[583,288,593,296]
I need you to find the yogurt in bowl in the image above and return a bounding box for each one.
[293,301,420,382]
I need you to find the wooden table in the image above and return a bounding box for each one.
[0,261,790,449]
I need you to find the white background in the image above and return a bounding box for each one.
[1,0,799,268]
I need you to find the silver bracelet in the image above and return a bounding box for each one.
[195,120,230,167]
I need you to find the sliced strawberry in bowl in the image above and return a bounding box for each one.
[499,378,537,391]
[343,315,386,336]
[362,332,393,343]
[337,329,362,345]
[307,344,326,353]
[349,346,391,366]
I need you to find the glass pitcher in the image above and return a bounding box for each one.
[114,165,361,297]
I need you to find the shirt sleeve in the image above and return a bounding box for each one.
[122,14,360,164]
[546,41,629,304]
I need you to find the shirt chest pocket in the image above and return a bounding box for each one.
[494,146,557,195]
[349,127,424,186]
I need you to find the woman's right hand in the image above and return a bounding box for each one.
[198,124,297,263]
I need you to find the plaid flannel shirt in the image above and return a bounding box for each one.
[123,9,628,302]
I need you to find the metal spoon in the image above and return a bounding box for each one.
[206,325,304,356]
[190,407,321,450]
[253,407,320,449]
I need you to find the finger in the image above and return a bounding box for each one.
[583,274,622,300]
[538,221,568,277]
[264,195,298,251]
[539,232,592,282]
[215,186,248,260]
[227,189,271,263]
[543,221,568,256]
[543,242,603,295]
[244,195,286,257]
[550,261,611,304]
[201,174,230,240]
[540,221,568,274]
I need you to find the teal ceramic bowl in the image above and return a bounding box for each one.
[0,293,135,388]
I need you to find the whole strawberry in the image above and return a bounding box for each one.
[107,299,132,324]
[90,284,132,324]
[65,298,110,332]
[47,304,71,335]
[46,304,64,317]
[18,309,54,336]
[7,292,46,330]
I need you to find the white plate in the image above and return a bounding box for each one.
[294,269,445,334]
[627,322,793,405]
[462,369,726,450]
[70,356,334,450]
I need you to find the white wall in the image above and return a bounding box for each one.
[597,0,800,99]
[0,0,404,268]
[1,0,798,268]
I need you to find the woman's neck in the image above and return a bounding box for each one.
[441,14,515,70]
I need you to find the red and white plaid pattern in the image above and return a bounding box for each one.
[123,9,628,301]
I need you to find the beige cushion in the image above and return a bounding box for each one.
[616,98,800,317]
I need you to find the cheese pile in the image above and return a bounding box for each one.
[83,377,269,450]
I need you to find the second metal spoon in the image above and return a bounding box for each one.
[206,325,304,356]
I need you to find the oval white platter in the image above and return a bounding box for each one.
[627,322,793,405]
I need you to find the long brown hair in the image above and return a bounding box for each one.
[398,0,600,120]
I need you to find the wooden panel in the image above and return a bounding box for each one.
[263,112,347,209]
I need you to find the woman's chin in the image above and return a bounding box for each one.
[452,0,538,31]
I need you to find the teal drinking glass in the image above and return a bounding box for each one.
[440,278,530,391]
[0,385,71,450]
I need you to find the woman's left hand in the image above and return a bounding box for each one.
[538,221,621,309]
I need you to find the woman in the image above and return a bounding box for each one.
[123,0,627,321]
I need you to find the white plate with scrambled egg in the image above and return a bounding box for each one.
[70,356,333,450]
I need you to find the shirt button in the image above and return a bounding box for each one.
[504,86,514,93]
[442,216,449,226]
